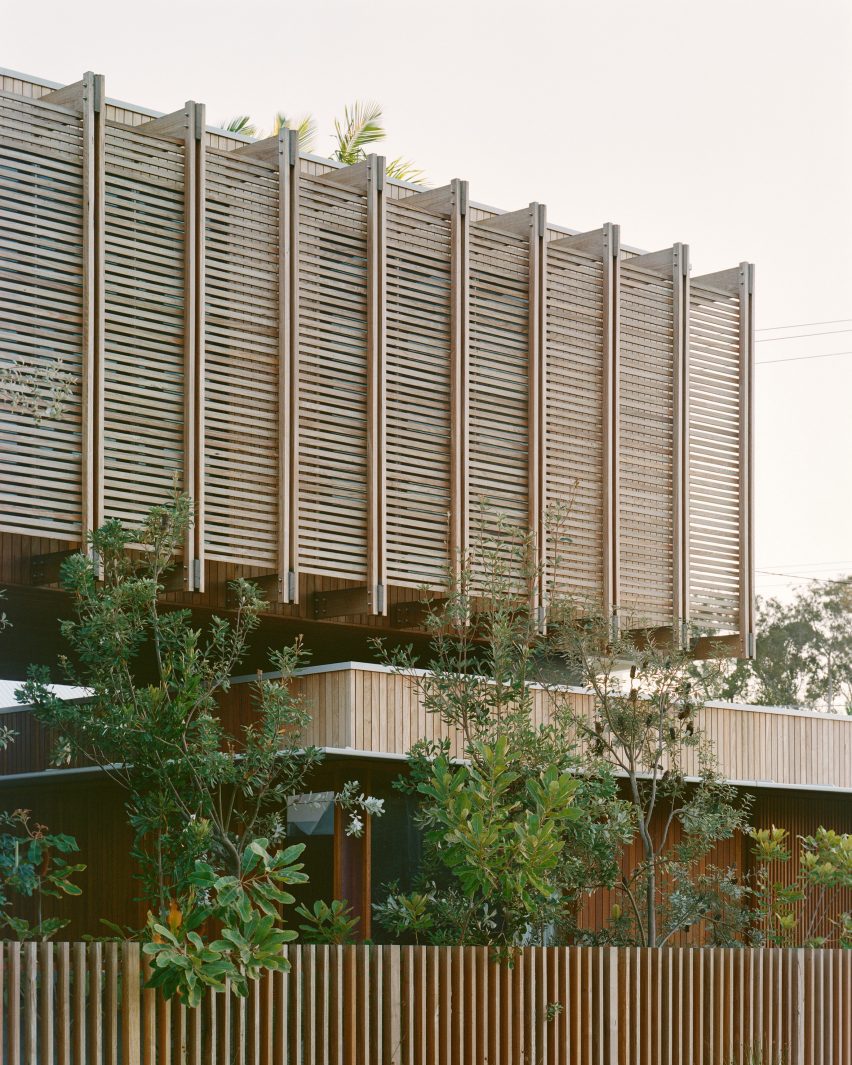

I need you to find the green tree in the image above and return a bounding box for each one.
[724,582,852,712]
[373,528,633,950]
[222,100,422,181]
[20,495,322,1000]
[553,607,751,948]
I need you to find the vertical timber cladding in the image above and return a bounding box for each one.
[0,86,89,540]
[383,194,453,589]
[616,247,688,630]
[688,264,754,645]
[544,230,609,607]
[297,169,371,582]
[202,141,280,570]
[467,214,532,586]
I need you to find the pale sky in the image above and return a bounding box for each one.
[5,0,852,602]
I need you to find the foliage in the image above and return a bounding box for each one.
[144,839,306,1006]
[296,898,360,945]
[723,582,852,712]
[373,523,633,950]
[222,100,422,182]
[0,808,85,941]
[553,605,751,947]
[0,356,75,425]
[20,495,323,995]
[750,825,852,947]
[0,721,84,941]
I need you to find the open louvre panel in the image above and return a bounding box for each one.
[468,223,530,584]
[384,198,452,588]
[688,283,742,631]
[102,121,185,527]
[618,259,675,628]
[204,148,279,568]
[297,174,369,580]
[0,92,85,539]
[545,244,606,605]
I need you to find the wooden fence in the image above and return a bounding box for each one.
[2,942,850,1065]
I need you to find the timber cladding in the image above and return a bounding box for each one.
[1,71,754,652]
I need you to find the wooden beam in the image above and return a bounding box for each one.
[692,266,740,296]
[739,262,756,659]
[547,226,611,258]
[477,206,536,238]
[672,244,690,644]
[366,156,387,616]
[603,223,621,629]
[231,135,279,165]
[278,128,300,604]
[624,246,681,276]
[449,179,470,578]
[398,183,458,217]
[29,551,76,587]
[136,106,194,142]
[526,204,548,625]
[80,73,105,554]
[317,158,371,192]
[311,587,375,620]
[388,599,448,629]
[38,78,90,110]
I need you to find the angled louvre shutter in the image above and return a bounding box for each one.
[468,224,529,580]
[0,93,84,539]
[102,123,185,526]
[204,149,279,568]
[384,199,452,588]
[297,176,369,580]
[618,259,675,627]
[545,244,606,604]
[688,283,742,631]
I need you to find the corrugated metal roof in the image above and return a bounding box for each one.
[0,679,89,712]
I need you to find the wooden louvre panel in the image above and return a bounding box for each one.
[297,174,369,579]
[0,91,85,539]
[203,148,279,568]
[384,198,452,588]
[101,121,186,527]
[617,257,676,627]
[468,222,530,584]
[688,281,743,631]
[544,242,606,606]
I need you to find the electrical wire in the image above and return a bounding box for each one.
[757,349,852,366]
[756,328,852,343]
[756,318,852,332]
[756,570,851,585]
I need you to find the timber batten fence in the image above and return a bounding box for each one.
[2,943,850,1064]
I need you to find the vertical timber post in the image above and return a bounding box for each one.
[527,203,548,628]
[278,126,300,603]
[81,72,105,553]
[450,179,470,584]
[673,242,690,643]
[739,261,756,658]
[603,222,621,632]
[367,155,387,615]
[191,102,206,593]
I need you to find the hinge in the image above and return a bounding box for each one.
[193,558,202,591]
[288,570,297,602]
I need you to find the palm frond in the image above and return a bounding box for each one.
[385,156,426,185]
[273,112,318,153]
[220,115,258,137]
[332,101,385,166]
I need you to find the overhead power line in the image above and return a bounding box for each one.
[756,318,852,332]
[757,349,852,367]
[756,328,852,343]
[756,569,851,585]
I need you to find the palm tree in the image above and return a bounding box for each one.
[220,101,423,183]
